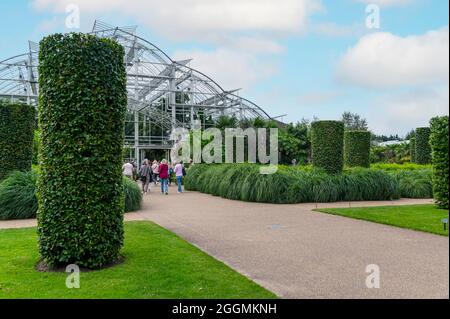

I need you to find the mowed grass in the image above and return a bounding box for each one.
[315,205,449,236]
[0,221,276,299]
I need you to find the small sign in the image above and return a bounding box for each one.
[442,218,448,231]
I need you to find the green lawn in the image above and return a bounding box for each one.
[315,204,449,236]
[0,221,276,299]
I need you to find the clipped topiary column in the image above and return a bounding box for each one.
[415,127,432,164]
[0,101,36,180]
[37,33,127,268]
[429,116,449,209]
[344,130,371,168]
[409,136,416,163]
[311,121,344,174]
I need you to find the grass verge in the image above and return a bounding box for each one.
[315,204,449,236]
[0,221,276,299]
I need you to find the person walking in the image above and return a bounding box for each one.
[122,161,134,179]
[159,159,169,195]
[151,160,160,185]
[139,159,152,195]
[168,162,174,187]
[174,161,184,193]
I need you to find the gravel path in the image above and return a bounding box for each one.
[1,186,447,299]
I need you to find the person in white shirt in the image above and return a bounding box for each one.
[122,161,134,179]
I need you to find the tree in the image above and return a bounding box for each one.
[341,112,368,131]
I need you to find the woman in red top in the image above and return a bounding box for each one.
[159,159,169,195]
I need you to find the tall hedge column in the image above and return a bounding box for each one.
[415,127,432,164]
[37,33,127,268]
[429,116,449,209]
[344,130,371,168]
[311,121,344,174]
[0,102,35,180]
[409,136,416,163]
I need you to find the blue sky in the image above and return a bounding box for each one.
[1,0,448,135]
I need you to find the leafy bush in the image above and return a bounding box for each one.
[409,136,416,163]
[371,163,432,171]
[311,121,344,174]
[370,142,411,164]
[344,130,371,168]
[390,170,433,198]
[430,116,449,209]
[0,171,38,220]
[415,127,432,164]
[123,177,142,212]
[0,101,36,180]
[37,33,127,268]
[185,164,401,204]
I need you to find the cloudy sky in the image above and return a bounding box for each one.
[1,0,448,135]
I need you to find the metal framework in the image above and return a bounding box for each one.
[0,21,272,163]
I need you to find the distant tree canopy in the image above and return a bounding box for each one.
[341,111,368,131]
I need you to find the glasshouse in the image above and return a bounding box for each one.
[0,21,272,164]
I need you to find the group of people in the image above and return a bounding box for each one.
[122,159,186,195]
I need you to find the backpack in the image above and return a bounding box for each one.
[182,167,186,176]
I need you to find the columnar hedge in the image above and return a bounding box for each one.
[409,136,416,163]
[344,130,371,168]
[0,101,35,180]
[429,116,449,209]
[415,127,432,164]
[37,33,127,268]
[311,121,344,174]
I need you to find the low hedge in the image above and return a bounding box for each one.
[0,101,36,180]
[0,171,38,220]
[123,177,142,212]
[344,130,371,168]
[430,116,449,209]
[185,164,401,204]
[0,172,142,220]
[415,127,432,164]
[311,121,344,174]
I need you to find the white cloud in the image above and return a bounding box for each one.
[369,86,449,135]
[32,0,319,91]
[172,48,278,91]
[32,0,322,40]
[336,27,449,88]
[310,22,366,38]
[355,0,413,7]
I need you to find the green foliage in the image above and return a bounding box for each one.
[371,163,432,171]
[415,127,432,164]
[311,121,344,174]
[316,205,448,236]
[344,130,371,168]
[0,171,141,221]
[430,116,449,209]
[278,131,305,165]
[37,33,127,268]
[0,101,36,180]
[0,171,38,220]
[409,136,416,163]
[390,170,433,198]
[341,111,368,131]
[123,177,142,212]
[370,142,410,164]
[185,164,401,204]
[371,164,433,198]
